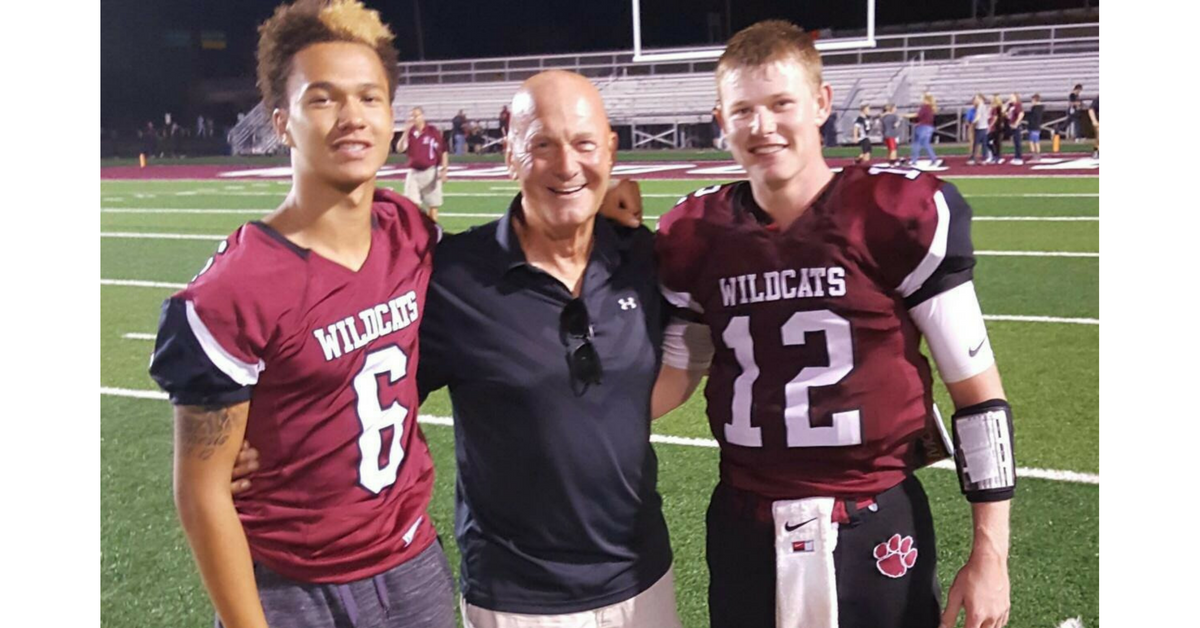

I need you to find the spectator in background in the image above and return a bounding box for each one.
[396,106,449,222]
[853,104,873,163]
[967,94,991,165]
[140,121,158,160]
[451,109,467,155]
[963,97,977,153]
[196,114,206,138]
[205,117,215,138]
[988,94,1005,164]
[1088,95,1099,159]
[882,103,901,165]
[1027,94,1045,160]
[1007,92,1025,165]
[1066,83,1083,141]
[466,122,486,153]
[498,104,511,138]
[167,121,183,158]
[711,102,726,150]
[907,92,941,167]
[820,108,838,148]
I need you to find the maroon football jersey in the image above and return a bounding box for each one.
[406,124,445,170]
[656,166,975,500]
[150,188,440,583]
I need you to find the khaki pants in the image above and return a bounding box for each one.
[461,567,682,628]
[404,166,443,210]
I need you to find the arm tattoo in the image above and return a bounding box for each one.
[178,406,239,460]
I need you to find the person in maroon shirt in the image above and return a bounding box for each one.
[149,2,454,627]
[396,105,449,222]
[653,20,1014,628]
[906,92,941,167]
[988,94,1006,164]
[497,104,511,150]
[1007,93,1025,165]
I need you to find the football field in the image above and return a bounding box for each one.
[100,175,1099,627]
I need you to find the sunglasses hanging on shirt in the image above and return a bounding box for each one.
[559,298,603,394]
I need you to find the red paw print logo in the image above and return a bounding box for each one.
[874,534,918,578]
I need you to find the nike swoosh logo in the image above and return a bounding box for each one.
[969,338,987,357]
[784,517,819,532]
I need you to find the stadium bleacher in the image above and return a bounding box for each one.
[228,22,1099,154]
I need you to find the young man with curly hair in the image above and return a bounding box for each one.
[149,2,455,627]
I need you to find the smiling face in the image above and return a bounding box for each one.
[272,41,393,190]
[506,71,617,233]
[717,58,831,190]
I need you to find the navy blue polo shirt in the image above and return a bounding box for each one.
[417,196,673,614]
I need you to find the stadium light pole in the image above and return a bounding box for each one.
[412,0,426,60]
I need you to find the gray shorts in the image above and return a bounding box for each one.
[404,167,444,210]
[218,540,456,628]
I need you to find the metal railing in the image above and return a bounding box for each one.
[394,23,1098,84]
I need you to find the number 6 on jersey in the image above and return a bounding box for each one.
[353,345,410,493]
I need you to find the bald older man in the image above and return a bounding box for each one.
[416,71,680,627]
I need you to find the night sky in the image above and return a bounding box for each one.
[102,0,1095,127]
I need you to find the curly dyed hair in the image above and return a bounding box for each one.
[256,0,400,110]
[716,20,823,94]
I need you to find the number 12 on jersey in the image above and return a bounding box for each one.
[721,310,863,448]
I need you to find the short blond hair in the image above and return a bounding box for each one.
[716,20,822,95]
[256,0,399,110]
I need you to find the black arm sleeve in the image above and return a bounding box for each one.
[903,182,976,309]
[148,298,253,407]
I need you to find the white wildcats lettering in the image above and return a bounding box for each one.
[312,291,420,362]
[718,267,847,307]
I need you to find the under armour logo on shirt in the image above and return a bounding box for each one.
[619,297,638,310]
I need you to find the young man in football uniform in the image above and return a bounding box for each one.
[651,20,1014,628]
[148,2,454,627]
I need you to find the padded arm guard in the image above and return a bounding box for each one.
[951,399,1016,502]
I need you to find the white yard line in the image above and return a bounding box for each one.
[976,250,1098,258]
[101,232,225,241]
[966,193,1098,198]
[973,216,1098,222]
[101,279,1099,325]
[926,459,1099,485]
[101,279,187,289]
[123,190,1097,200]
[98,386,1099,485]
[121,333,157,340]
[103,208,270,214]
[983,314,1099,325]
[99,209,1099,223]
[99,230,1100,258]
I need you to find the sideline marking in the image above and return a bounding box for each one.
[99,386,1099,485]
